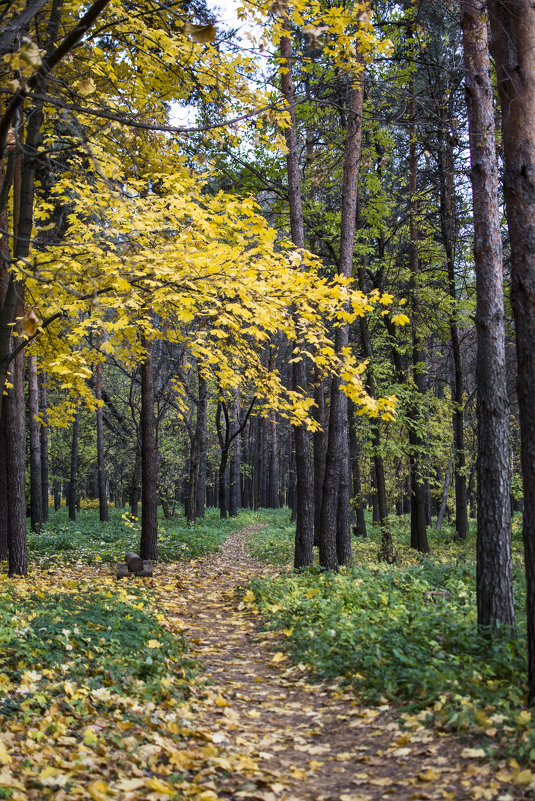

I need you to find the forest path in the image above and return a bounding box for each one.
[156,524,525,801]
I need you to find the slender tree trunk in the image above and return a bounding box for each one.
[196,370,207,518]
[463,0,516,632]
[95,357,108,522]
[408,71,430,555]
[436,454,454,531]
[348,399,367,538]
[39,371,49,523]
[280,24,314,568]
[269,411,279,509]
[28,353,42,533]
[438,128,468,540]
[139,337,158,560]
[319,62,365,570]
[68,409,79,522]
[313,371,326,546]
[5,349,27,575]
[0,416,7,560]
[229,398,241,517]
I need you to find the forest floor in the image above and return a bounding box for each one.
[1,516,533,801]
[154,524,533,801]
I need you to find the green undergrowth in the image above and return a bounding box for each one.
[29,506,256,565]
[248,510,533,761]
[0,574,194,723]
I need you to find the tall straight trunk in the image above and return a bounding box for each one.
[280,24,314,568]
[130,448,141,518]
[358,278,393,560]
[5,349,27,575]
[269,412,279,509]
[28,353,42,533]
[436,454,454,531]
[438,127,468,540]
[313,371,326,545]
[39,371,49,523]
[348,399,367,538]
[186,435,199,523]
[0,416,7,559]
[139,337,158,560]
[259,417,269,508]
[462,0,516,634]
[319,63,365,570]
[229,398,241,517]
[195,370,207,518]
[95,357,108,522]
[68,409,80,522]
[408,71,430,555]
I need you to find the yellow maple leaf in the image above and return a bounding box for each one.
[88,780,110,801]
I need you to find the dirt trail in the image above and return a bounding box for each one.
[156,524,531,801]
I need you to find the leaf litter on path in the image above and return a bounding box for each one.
[0,523,533,800]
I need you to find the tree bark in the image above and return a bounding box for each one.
[69,409,80,522]
[39,371,49,523]
[195,370,207,518]
[319,64,365,570]
[408,70,430,555]
[269,411,279,509]
[280,23,315,568]
[463,0,516,632]
[28,353,42,533]
[139,337,158,561]
[95,357,108,522]
[5,349,27,575]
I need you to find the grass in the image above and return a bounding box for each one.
[28,505,257,565]
[247,509,534,762]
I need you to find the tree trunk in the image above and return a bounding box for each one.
[348,400,367,538]
[319,63,364,571]
[195,370,207,518]
[438,125,468,541]
[28,353,42,533]
[139,337,158,561]
[464,0,516,633]
[5,349,27,575]
[229,398,241,517]
[95,357,108,522]
[0,416,7,560]
[313,372,326,546]
[280,23,314,568]
[269,411,279,509]
[436,455,454,531]
[39,371,49,523]
[408,70,430,555]
[69,409,80,522]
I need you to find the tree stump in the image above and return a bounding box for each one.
[116,557,153,578]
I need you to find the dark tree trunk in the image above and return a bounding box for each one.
[130,448,141,519]
[313,372,326,546]
[0,416,7,559]
[408,71,430,555]
[280,24,314,568]
[348,400,367,538]
[68,409,80,522]
[39,371,49,523]
[95,357,108,522]
[319,63,364,571]
[139,338,158,561]
[269,412,279,509]
[438,127,468,541]
[436,455,454,531]
[5,349,27,575]
[28,353,42,533]
[463,0,516,632]
[229,398,241,517]
[196,370,207,518]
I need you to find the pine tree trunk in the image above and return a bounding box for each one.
[69,409,80,522]
[280,24,314,568]
[139,338,158,561]
[319,66,364,570]
[28,353,42,533]
[313,372,326,546]
[5,349,27,575]
[408,71,430,555]
[39,371,49,524]
[348,400,367,537]
[95,357,108,522]
[463,0,516,633]
[195,370,207,518]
